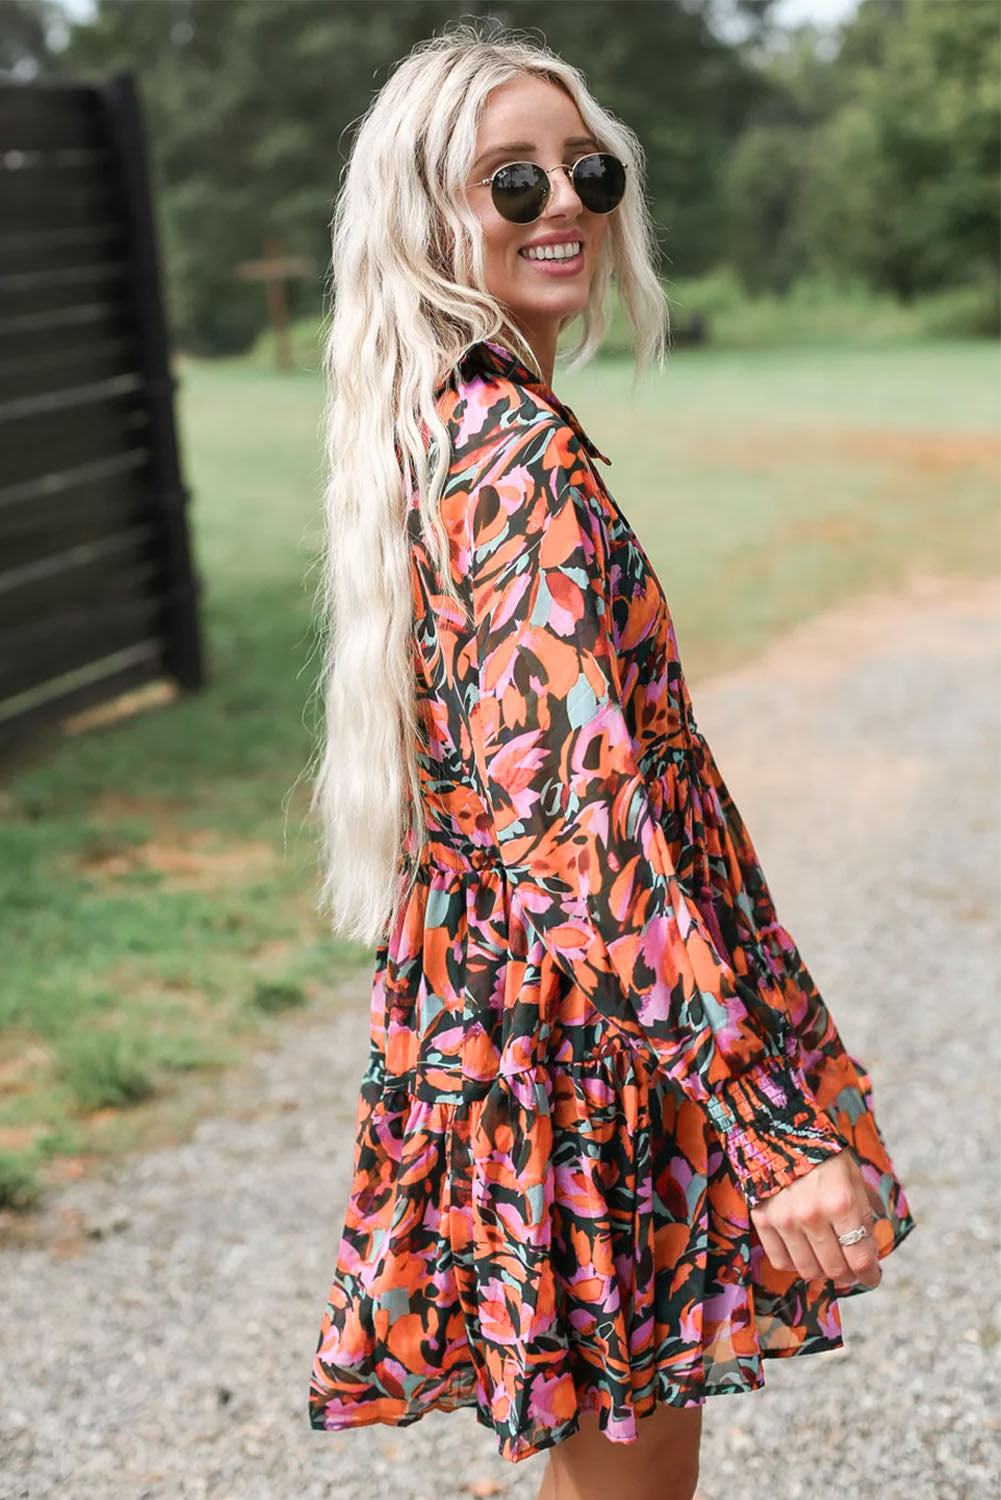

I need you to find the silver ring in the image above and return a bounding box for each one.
[837,1225,870,1246]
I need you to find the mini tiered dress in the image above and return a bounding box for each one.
[309,337,915,1464]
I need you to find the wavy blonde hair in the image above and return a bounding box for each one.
[306,18,669,950]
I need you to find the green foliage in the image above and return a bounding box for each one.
[246,314,326,372]
[790,0,1000,301]
[16,0,992,351]
[665,266,998,345]
[721,122,814,295]
[0,1151,43,1212]
[686,1,999,314]
[911,278,1001,340]
[43,0,778,351]
[248,980,307,1013]
[54,1030,158,1112]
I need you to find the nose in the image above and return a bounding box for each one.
[543,164,584,219]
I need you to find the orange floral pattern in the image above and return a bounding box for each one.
[309,338,915,1462]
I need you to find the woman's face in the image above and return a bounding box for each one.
[464,74,611,377]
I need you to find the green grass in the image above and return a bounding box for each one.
[557,340,1000,672]
[0,336,997,1209]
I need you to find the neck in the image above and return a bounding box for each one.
[504,319,557,390]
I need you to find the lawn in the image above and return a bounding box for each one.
[0,338,997,1210]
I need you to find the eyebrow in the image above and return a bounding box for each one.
[473,135,600,173]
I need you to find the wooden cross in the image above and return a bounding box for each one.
[235,234,313,369]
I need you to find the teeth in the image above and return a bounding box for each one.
[521,241,582,262]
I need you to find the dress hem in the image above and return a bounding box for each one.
[309,1168,917,1465]
[311,1327,851,1465]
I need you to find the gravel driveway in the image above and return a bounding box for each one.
[2,572,998,1500]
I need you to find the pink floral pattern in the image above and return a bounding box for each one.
[309,338,915,1463]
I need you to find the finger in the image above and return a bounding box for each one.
[803,1219,857,1282]
[810,1155,882,1282]
[804,1223,880,1285]
[832,1209,881,1287]
[754,1219,795,1275]
[780,1226,827,1282]
[851,1250,881,1288]
[802,1202,875,1282]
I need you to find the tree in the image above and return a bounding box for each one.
[721,120,814,294]
[801,0,1000,300]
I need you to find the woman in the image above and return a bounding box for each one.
[307,22,915,1500]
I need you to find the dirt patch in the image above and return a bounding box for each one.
[61,679,179,737]
[83,790,194,822]
[74,790,281,892]
[76,830,277,891]
[828,427,999,473]
[0,1036,53,1098]
[783,511,869,548]
[699,570,999,691]
[247,935,297,968]
[683,421,1000,478]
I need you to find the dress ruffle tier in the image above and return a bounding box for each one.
[310,825,914,1463]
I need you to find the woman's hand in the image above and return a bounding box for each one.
[750,1149,883,1290]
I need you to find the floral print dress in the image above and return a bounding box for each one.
[309,337,915,1464]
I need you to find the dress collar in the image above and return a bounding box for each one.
[442,337,612,467]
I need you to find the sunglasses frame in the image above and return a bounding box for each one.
[467,151,627,225]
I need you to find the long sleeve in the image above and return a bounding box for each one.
[461,416,847,1206]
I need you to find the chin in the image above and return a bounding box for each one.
[514,290,592,318]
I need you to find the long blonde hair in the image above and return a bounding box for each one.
[307,18,669,950]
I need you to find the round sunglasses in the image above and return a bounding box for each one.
[468,151,627,225]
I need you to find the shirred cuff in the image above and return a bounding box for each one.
[705,1049,847,1206]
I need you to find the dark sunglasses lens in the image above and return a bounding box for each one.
[491,162,548,223]
[573,153,626,213]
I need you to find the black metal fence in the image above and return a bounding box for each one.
[0,73,202,749]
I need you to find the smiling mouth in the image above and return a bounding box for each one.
[518,241,583,263]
